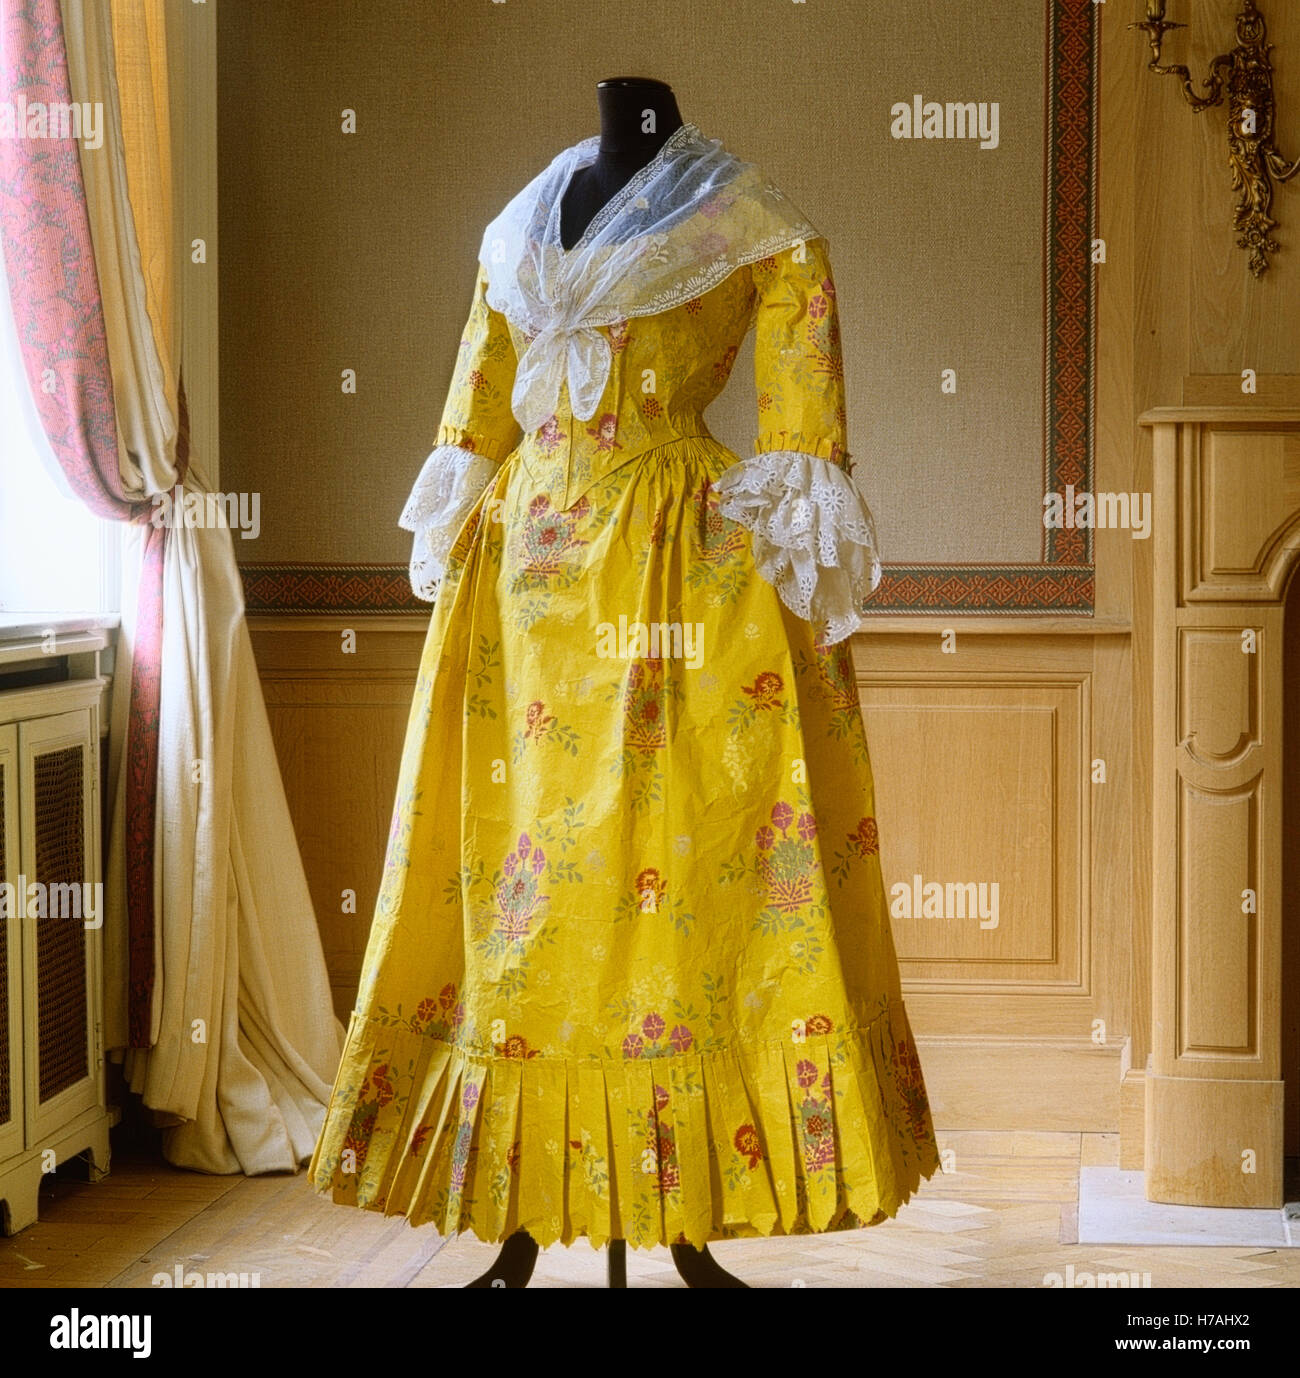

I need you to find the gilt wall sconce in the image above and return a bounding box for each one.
[1130,0,1298,276]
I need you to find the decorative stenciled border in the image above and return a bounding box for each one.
[237,559,1097,617]
[241,1,1096,617]
[240,564,428,615]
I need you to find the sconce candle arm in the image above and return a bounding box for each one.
[1148,55,1232,114]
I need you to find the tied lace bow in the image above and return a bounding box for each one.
[511,265,613,433]
[512,312,612,433]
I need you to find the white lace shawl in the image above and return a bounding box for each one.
[478,122,822,433]
[403,127,883,639]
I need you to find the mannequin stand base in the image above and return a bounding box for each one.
[464,1231,750,1287]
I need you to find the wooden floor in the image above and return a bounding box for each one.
[1,1130,1297,1288]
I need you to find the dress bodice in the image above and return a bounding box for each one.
[437,237,851,515]
[406,234,878,643]
[504,261,753,510]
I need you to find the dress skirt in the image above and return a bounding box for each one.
[307,432,941,1250]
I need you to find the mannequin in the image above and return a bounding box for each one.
[463,77,747,1290]
[558,77,684,250]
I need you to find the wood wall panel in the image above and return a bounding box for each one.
[917,1040,1119,1133]
[864,689,1079,983]
[1186,426,1300,599]
[1177,777,1258,1056]
[1178,627,1259,764]
[248,620,422,1019]
[856,630,1128,1128]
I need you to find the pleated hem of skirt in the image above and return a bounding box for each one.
[306,997,941,1251]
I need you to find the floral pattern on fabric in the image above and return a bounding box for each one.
[310,237,939,1249]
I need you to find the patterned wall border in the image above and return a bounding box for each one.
[238,558,1097,618]
[1038,0,1098,579]
[240,564,428,615]
[241,1,1096,617]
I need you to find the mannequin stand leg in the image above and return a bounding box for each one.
[669,1241,750,1288]
[464,1229,539,1287]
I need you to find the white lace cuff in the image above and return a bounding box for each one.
[713,449,882,644]
[398,443,498,600]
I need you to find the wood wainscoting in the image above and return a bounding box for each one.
[246,620,425,1020]
[856,620,1133,1132]
[247,613,1134,1135]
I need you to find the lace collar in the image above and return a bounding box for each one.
[548,122,703,255]
[479,125,822,431]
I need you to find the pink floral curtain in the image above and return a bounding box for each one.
[0,0,161,1046]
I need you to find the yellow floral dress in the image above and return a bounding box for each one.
[308,231,941,1250]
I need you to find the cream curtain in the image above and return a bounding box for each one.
[62,0,344,1172]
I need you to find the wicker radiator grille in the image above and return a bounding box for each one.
[33,745,88,1103]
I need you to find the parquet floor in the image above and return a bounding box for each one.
[1,1130,1296,1288]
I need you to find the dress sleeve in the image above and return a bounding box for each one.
[399,262,523,600]
[712,237,882,644]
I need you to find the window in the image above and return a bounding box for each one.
[0,233,118,614]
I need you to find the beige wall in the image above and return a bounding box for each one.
[220,0,1054,570]
[219,0,1300,565]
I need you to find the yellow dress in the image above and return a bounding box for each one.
[308,231,941,1250]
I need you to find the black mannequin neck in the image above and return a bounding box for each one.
[559,78,684,250]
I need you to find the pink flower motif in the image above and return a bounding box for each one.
[585,411,622,453]
[642,1012,665,1041]
[771,802,795,832]
[669,1025,694,1053]
[797,812,817,841]
[756,825,775,851]
[654,1084,670,1112]
[503,851,518,877]
[537,416,565,451]
[451,1003,466,1029]
[821,1070,833,1096]
[622,1033,644,1059]
[517,833,532,856]
[808,294,828,320]
[462,1082,480,1111]
[805,1136,836,1172]
[796,1058,819,1088]
[531,846,546,875]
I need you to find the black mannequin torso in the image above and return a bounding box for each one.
[559,76,684,250]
